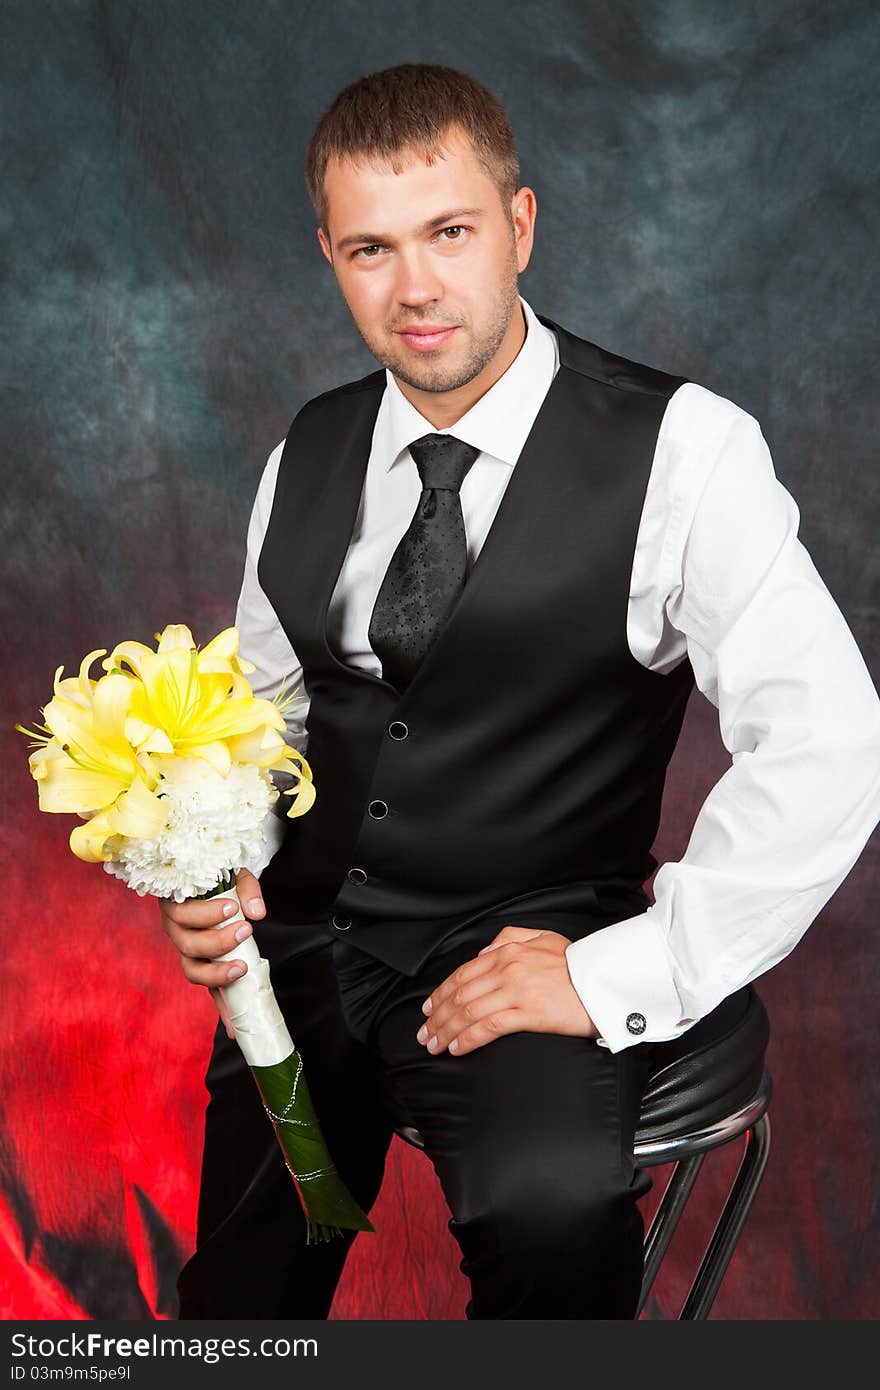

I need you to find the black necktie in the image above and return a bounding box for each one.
[368,432,480,692]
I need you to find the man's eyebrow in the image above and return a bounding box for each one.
[336,208,486,251]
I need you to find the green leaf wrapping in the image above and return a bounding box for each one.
[251,1048,375,1243]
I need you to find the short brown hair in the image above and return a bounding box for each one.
[305,64,520,233]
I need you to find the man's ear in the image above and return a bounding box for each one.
[317,227,334,267]
[510,187,537,275]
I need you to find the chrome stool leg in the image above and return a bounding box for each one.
[680,1113,772,1320]
[638,1153,705,1315]
[634,1069,773,1319]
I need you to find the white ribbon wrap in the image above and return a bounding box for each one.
[212,886,294,1068]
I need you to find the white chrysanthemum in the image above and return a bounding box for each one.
[103,758,278,902]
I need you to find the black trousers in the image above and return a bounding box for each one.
[176,908,657,1320]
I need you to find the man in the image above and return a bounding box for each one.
[162,64,880,1319]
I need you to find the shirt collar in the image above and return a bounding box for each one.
[381,295,558,471]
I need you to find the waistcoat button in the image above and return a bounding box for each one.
[388,721,409,740]
[368,799,389,818]
[347,867,367,884]
[331,913,352,931]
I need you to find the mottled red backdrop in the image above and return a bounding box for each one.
[2,1,878,1321]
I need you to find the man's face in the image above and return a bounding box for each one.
[317,126,535,400]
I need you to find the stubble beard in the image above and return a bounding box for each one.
[354,248,521,395]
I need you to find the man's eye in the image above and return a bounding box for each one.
[351,227,467,259]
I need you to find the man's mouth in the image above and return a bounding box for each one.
[396,325,460,351]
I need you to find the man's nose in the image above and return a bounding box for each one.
[393,248,444,308]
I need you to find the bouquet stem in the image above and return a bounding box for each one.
[209,883,375,1243]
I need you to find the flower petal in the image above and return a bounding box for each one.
[277,749,315,818]
[137,648,198,734]
[197,627,257,676]
[35,759,129,814]
[70,809,117,863]
[156,625,197,653]
[103,641,155,679]
[285,777,316,818]
[225,726,292,767]
[43,696,138,781]
[125,716,175,754]
[91,672,136,745]
[187,740,232,775]
[111,775,168,840]
[77,649,107,701]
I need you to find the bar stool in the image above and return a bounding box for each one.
[395,984,771,1320]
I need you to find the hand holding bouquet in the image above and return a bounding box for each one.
[18,623,374,1242]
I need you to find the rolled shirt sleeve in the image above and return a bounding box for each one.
[565,387,880,1052]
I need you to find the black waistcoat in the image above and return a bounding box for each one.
[256,313,695,972]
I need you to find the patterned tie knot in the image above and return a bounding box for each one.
[408,433,480,492]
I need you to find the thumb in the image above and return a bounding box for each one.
[235,866,265,918]
[210,986,236,1041]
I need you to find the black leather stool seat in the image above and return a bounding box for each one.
[636,985,769,1145]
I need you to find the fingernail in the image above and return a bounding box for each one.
[427,1035,438,1052]
[449,1039,459,1054]
[234,923,252,942]
[222,902,237,917]
[227,964,245,980]
[246,898,263,917]
[416,1023,428,1043]
[422,997,433,1015]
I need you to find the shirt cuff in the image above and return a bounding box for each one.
[564,910,695,1053]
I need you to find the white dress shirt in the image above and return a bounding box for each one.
[236,295,880,1053]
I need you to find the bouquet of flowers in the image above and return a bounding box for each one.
[18,622,374,1242]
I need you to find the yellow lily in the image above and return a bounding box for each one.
[69,771,169,863]
[19,656,168,861]
[31,667,145,810]
[103,625,292,777]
